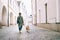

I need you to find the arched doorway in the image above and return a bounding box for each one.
[2,6,7,26]
[10,12,13,25]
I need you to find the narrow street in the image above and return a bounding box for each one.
[0,0,60,40]
[0,23,60,40]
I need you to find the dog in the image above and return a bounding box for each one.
[26,25,30,33]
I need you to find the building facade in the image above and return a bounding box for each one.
[0,0,19,27]
[31,0,60,32]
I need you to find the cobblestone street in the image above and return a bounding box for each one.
[0,0,60,40]
[0,24,60,40]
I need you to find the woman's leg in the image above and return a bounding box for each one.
[19,25,22,33]
[19,25,22,30]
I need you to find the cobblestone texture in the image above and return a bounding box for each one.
[0,24,60,40]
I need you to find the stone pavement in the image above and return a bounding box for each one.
[0,24,60,40]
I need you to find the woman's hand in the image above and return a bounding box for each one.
[22,23,24,25]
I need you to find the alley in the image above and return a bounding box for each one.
[0,0,60,40]
[0,23,60,40]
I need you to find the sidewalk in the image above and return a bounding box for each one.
[0,24,60,40]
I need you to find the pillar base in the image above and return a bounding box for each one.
[33,23,37,26]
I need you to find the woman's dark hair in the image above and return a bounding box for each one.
[19,13,21,15]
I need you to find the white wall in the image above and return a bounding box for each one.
[37,0,57,23]
[0,0,8,25]
[37,0,46,23]
[0,1,3,23]
[0,0,19,26]
[56,0,60,23]
[47,0,56,23]
[31,0,37,24]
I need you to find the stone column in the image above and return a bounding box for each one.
[36,0,41,25]
[56,0,60,23]
[32,0,37,25]
[10,13,13,25]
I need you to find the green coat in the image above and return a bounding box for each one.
[17,16,23,27]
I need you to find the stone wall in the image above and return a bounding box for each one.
[37,23,60,32]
